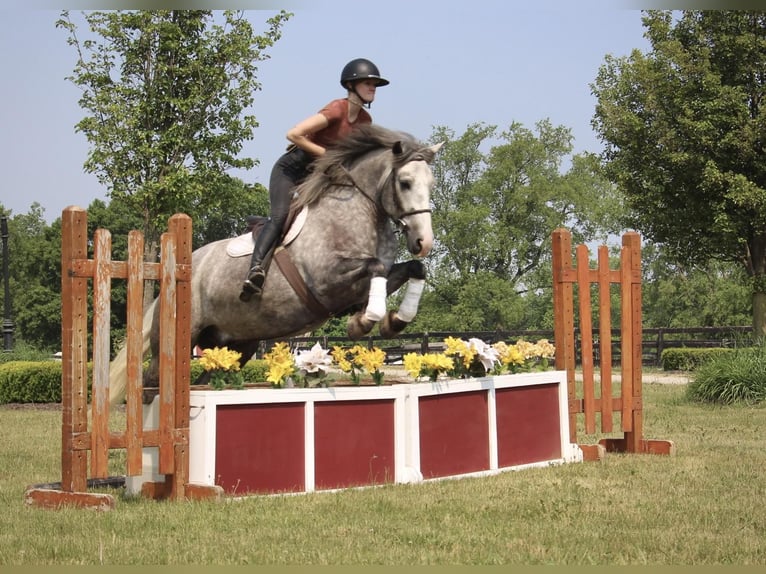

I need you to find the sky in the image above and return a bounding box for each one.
[0,0,656,223]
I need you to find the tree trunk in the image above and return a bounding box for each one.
[143,237,159,311]
[752,290,766,340]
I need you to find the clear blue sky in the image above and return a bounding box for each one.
[0,1,651,222]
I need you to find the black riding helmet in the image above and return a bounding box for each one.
[340,58,390,89]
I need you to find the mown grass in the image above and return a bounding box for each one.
[1,383,765,565]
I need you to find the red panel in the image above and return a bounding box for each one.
[314,399,395,490]
[215,403,305,494]
[418,390,489,478]
[496,383,562,467]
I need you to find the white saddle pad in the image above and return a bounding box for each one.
[225,207,308,258]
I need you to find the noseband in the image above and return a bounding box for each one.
[331,154,432,232]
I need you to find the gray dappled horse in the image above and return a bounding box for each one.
[109,124,443,405]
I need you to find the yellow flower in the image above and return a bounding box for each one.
[331,346,353,373]
[499,344,524,367]
[264,342,295,386]
[422,353,454,372]
[403,352,423,379]
[354,346,386,373]
[199,346,242,372]
[443,336,468,356]
[443,336,476,370]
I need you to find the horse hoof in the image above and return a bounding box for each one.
[380,310,408,338]
[347,314,374,339]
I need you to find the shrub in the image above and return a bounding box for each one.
[0,357,271,404]
[190,358,268,385]
[686,346,766,404]
[661,347,734,371]
[0,361,64,403]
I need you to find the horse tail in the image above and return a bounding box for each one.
[108,300,156,408]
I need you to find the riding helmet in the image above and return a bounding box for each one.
[340,58,389,88]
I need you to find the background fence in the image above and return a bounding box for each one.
[260,325,754,368]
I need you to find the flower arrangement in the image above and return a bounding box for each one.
[403,337,556,381]
[263,341,296,388]
[494,338,556,373]
[331,344,387,385]
[198,346,244,390]
[444,336,500,378]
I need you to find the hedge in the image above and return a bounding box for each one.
[660,347,735,371]
[0,359,271,404]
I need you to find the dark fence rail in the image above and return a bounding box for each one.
[258,325,754,367]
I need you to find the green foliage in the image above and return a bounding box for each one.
[190,358,268,385]
[410,272,525,331]
[419,121,623,331]
[661,347,734,371]
[0,361,63,403]
[642,243,751,328]
[0,357,270,403]
[592,10,766,330]
[56,9,291,250]
[687,345,766,404]
[0,342,54,364]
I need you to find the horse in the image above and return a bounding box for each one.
[109,124,443,406]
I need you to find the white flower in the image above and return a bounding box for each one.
[468,338,500,371]
[294,343,333,374]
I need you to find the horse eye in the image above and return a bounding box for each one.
[399,179,412,192]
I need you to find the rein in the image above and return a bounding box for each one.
[327,157,432,232]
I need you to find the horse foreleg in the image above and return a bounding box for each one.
[380,260,427,338]
[347,259,388,339]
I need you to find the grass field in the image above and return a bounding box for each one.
[1,383,765,565]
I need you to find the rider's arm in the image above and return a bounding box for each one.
[287,113,330,157]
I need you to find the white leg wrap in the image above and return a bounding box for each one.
[364,276,388,322]
[396,278,425,322]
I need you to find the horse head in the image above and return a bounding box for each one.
[381,140,444,257]
[294,125,444,258]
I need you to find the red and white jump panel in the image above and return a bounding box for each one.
[126,371,581,497]
[189,371,580,495]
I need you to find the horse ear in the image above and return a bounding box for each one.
[429,141,445,154]
[392,141,404,156]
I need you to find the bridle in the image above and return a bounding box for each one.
[326,151,433,234]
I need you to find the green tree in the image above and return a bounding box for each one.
[591,10,766,335]
[642,243,751,329]
[56,9,291,303]
[1,204,61,350]
[413,121,623,331]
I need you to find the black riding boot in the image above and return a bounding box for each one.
[239,220,282,302]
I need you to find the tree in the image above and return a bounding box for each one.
[411,121,623,332]
[641,243,751,329]
[56,10,291,303]
[2,204,62,350]
[591,10,766,335]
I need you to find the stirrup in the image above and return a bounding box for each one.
[239,279,263,302]
[239,266,266,302]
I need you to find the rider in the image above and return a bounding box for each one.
[239,58,389,302]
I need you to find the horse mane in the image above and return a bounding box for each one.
[293,124,424,209]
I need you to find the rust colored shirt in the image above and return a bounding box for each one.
[309,98,372,149]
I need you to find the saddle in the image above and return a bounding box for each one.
[241,205,330,318]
